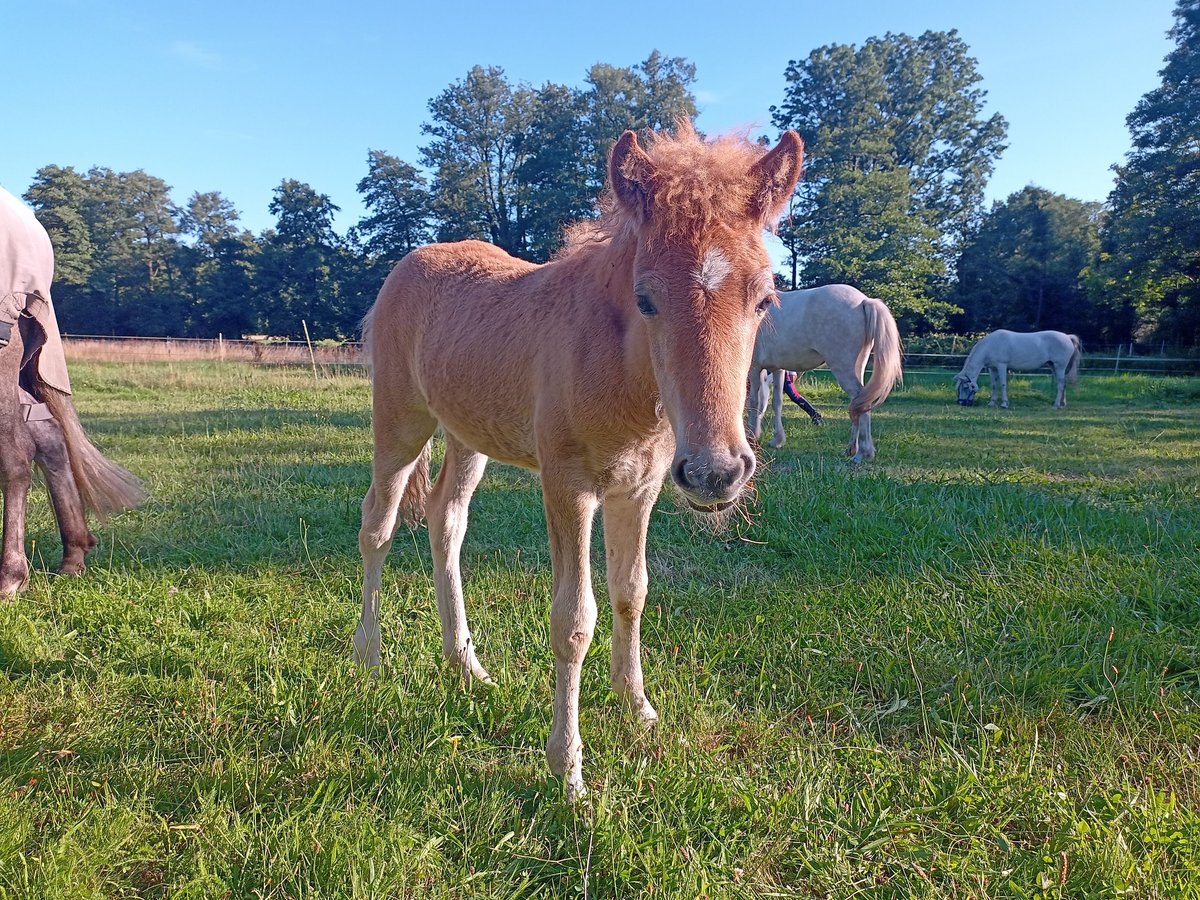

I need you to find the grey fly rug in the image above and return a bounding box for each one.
[1,183,72,398]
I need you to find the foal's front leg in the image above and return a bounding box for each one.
[542,472,599,801]
[603,484,659,728]
[426,434,492,683]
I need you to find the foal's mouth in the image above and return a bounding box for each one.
[684,496,737,514]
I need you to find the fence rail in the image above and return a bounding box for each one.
[59,335,1200,376]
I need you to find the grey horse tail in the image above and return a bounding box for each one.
[1067,335,1083,384]
[36,376,147,524]
[850,297,904,418]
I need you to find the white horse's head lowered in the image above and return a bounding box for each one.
[955,373,978,406]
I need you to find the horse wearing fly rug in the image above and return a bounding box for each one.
[353,124,804,800]
[747,283,903,462]
[0,185,146,594]
[954,329,1082,409]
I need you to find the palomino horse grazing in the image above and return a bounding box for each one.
[0,185,146,594]
[954,329,1082,409]
[747,284,903,462]
[354,125,804,799]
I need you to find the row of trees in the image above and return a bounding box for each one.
[21,4,1200,346]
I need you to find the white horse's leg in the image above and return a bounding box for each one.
[542,470,599,801]
[746,368,766,441]
[997,364,1010,408]
[987,367,998,407]
[1053,364,1067,408]
[427,433,492,684]
[831,364,866,463]
[858,409,876,461]
[768,368,786,448]
[602,483,659,729]
[355,414,437,670]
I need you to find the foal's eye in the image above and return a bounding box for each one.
[755,294,775,314]
[636,294,658,317]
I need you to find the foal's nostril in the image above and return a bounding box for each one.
[739,451,756,482]
[672,456,692,490]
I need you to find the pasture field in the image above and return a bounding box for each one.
[2,362,1199,899]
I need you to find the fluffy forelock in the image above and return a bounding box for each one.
[563,122,774,254]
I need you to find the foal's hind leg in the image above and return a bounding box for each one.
[29,414,96,575]
[355,411,437,669]
[426,432,492,684]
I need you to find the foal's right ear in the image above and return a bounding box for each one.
[609,131,654,221]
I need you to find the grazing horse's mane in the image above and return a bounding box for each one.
[561,122,781,255]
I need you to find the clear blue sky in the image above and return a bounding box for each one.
[0,0,1179,240]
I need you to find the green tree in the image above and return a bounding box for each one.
[956,187,1103,340]
[25,165,183,334]
[177,191,259,337]
[771,30,1007,331]
[420,54,698,262]
[257,180,348,338]
[1099,0,1200,345]
[581,51,698,187]
[24,166,95,287]
[353,150,432,269]
[421,65,537,254]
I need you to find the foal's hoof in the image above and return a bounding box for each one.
[451,645,495,686]
[351,629,381,671]
[850,453,864,465]
[0,566,29,596]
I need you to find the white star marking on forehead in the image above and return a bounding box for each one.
[693,247,732,293]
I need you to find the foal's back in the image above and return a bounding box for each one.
[367,238,649,474]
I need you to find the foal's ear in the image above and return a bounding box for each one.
[609,131,654,221]
[748,131,804,226]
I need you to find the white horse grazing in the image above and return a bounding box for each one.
[748,284,903,462]
[954,330,1082,409]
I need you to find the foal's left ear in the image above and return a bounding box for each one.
[748,131,804,226]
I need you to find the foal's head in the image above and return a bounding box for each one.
[608,125,804,510]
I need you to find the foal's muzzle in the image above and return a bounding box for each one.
[671,447,756,512]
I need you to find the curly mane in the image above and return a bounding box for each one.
[562,122,779,254]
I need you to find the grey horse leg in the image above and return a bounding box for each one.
[28,409,96,575]
[1,335,34,593]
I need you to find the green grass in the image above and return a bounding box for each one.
[2,362,1199,899]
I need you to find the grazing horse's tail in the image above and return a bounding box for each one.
[1067,335,1083,384]
[36,377,147,525]
[850,297,904,417]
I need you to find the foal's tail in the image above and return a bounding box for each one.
[1067,335,1083,384]
[400,440,433,528]
[850,297,904,417]
[37,379,147,525]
